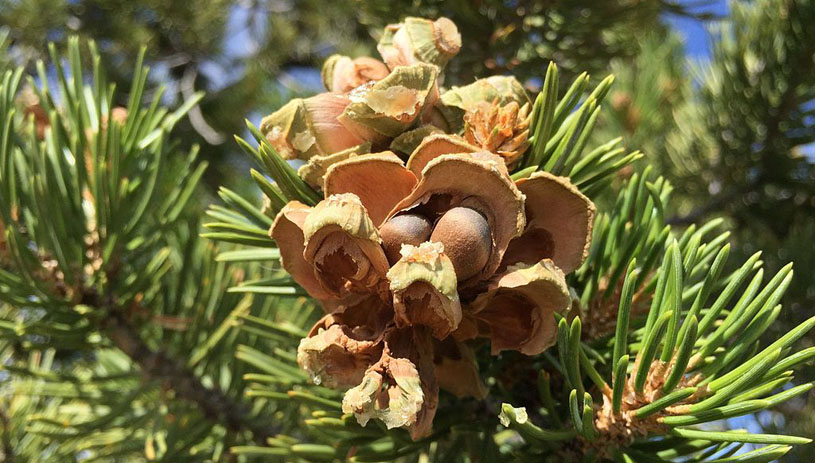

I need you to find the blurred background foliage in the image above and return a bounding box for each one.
[0,0,710,190]
[2,0,814,460]
[596,3,815,458]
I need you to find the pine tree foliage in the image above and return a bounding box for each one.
[0,23,813,463]
[592,4,815,453]
[663,0,815,229]
[0,41,279,461]
[618,2,815,458]
[592,32,689,169]
[0,28,10,74]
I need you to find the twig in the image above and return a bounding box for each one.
[81,290,275,445]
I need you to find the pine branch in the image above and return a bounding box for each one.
[78,288,276,444]
[0,39,283,459]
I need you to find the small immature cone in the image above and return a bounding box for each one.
[377,17,461,70]
[468,259,571,355]
[322,55,390,93]
[17,86,50,139]
[387,242,462,339]
[260,93,365,161]
[438,75,532,132]
[302,193,390,298]
[110,106,128,125]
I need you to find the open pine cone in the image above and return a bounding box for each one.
[262,16,596,440]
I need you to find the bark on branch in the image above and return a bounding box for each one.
[82,291,274,445]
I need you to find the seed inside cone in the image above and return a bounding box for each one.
[380,214,433,264]
[429,207,491,281]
